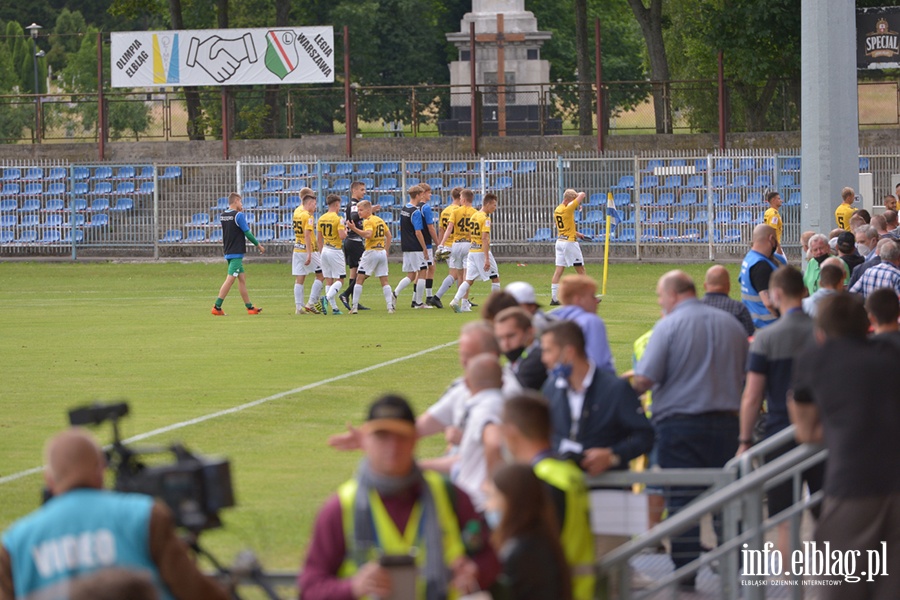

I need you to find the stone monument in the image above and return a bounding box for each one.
[442,0,559,136]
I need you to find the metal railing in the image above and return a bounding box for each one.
[592,427,827,599]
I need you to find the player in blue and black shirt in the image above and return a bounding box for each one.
[211,192,266,315]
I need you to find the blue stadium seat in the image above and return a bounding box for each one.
[189,213,210,226]
[284,179,306,192]
[661,175,682,189]
[737,158,756,172]
[642,226,659,241]
[426,178,444,191]
[515,161,537,174]
[65,214,86,227]
[137,181,154,195]
[406,162,422,174]
[69,199,88,212]
[159,230,182,243]
[114,181,135,195]
[332,163,353,176]
[783,157,800,171]
[62,230,84,243]
[265,164,286,178]
[859,157,870,171]
[137,166,154,179]
[20,214,40,227]
[91,167,113,180]
[16,230,37,243]
[262,180,283,193]
[658,193,675,206]
[714,210,733,224]
[2,168,21,182]
[113,166,135,179]
[87,214,109,228]
[714,158,733,172]
[528,228,554,242]
[612,175,634,190]
[210,229,223,243]
[44,214,63,227]
[0,199,17,212]
[381,212,396,225]
[261,196,281,209]
[471,176,489,189]
[43,199,65,212]
[423,163,444,175]
[0,214,16,227]
[44,183,65,196]
[753,175,772,189]
[745,192,763,205]
[786,192,801,206]
[243,212,256,224]
[684,175,704,188]
[642,159,664,173]
[693,158,708,172]
[649,210,669,223]
[377,195,396,208]
[679,192,698,206]
[19,199,40,212]
[613,192,631,207]
[109,198,132,212]
[280,212,293,226]
[617,227,636,242]
[283,196,300,209]
[278,228,294,242]
[722,228,742,243]
[447,177,467,189]
[1,183,19,196]
[734,210,756,225]
[495,176,513,190]
[672,210,690,224]
[72,167,90,181]
[780,174,796,189]
[683,227,701,241]
[70,183,88,196]
[490,161,514,173]
[0,230,13,243]
[757,158,775,172]
[185,229,206,243]
[22,168,43,181]
[447,162,468,174]
[638,193,654,206]
[378,163,399,174]
[257,228,275,242]
[258,212,278,226]
[212,197,229,211]
[355,163,376,175]
[159,166,182,179]
[242,196,258,209]
[47,168,66,181]
[306,178,321,192]
[406,178,420,188]
[660,227,679,241]
[330,178,351,192]
[642,175,659,189]
[89,198,110,212]
[671,159,687,167]
[360,177,376,189]
[710,175,727,188]
[243,180,261,193]
[584,210,604,224]
[586,193,604,206]
[723,193,741,206]
[693,209,709,224]
[376,177,398,192]
[287,164,309,177]
[90,182,112,195]
[40,229,61,244]
[730,176,750,188]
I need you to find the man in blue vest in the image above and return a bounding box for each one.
[299,395,499,600]
[739,224,787,330]
[0,429,228,600]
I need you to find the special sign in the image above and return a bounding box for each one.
[111,27,334,88]
[858,7,900,70]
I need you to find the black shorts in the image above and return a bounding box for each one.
[765,439,825,518]
[343,239,364,268]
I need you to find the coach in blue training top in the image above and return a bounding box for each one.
[0,429,228,600]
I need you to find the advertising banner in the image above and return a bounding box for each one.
[858,7,900,70]
[111,27,334,88]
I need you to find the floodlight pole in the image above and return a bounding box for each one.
[26,23,42,144]
[595,18,603,154]
[343,26,353,158]
[97,31,106,160]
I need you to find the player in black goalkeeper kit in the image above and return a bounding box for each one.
[211,192,265,316]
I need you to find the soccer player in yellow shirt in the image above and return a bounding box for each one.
[450,193,500,312]
[835,187,857,231]
[291,192,325,314]
[763,191,785,257]
[345,200,394,314]
[550,189,587,305]
[316,194,348,314]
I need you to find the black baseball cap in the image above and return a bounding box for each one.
[362,395,416,437]
[837,231,856,253]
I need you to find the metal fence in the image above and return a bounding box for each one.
[1,149,892,260]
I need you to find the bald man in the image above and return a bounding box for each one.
[435,353,505,511]
[632,270,748,587]
[701,265,754,336]
[0,429,228,600]
[739,224,788,330]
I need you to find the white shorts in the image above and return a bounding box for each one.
[292,248,322,276]
[402,251,427,273]
[320,246,346,279]
[555,239,584,267]
[425,246,434,266]
[466,251,498,282]
[358,249,388,278]
[449,242,470,270]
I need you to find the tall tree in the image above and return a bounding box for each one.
[574,0,592,135]
[626,0,672,133]
[46,9,87,73]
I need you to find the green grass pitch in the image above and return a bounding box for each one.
[0,259,737,577]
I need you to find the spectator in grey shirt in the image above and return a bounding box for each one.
[701,265,754,337]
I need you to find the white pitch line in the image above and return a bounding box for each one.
[0,340,458,487]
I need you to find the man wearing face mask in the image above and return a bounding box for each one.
[539,320,653,477]
[739,224,788,330]
[493,306,547,391]
[849,235,892,289]
[803,233,831,295]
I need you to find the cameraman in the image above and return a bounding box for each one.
[0,428,228,600]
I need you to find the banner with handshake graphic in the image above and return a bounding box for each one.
[111,27,335,88]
